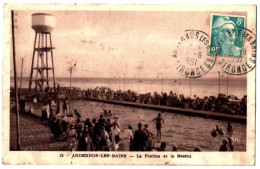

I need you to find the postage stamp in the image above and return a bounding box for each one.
[209,14,246,58]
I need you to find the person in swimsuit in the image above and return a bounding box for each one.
[152,113,164,143]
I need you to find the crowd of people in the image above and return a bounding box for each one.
[44,104,236,152]
[83,87,247,115]
[47,110,170,151]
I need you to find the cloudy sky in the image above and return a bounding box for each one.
[10,10,247,79]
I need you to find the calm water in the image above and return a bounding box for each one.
[12,76,247,98]
[70,100,246,151]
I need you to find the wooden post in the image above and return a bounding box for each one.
[12,10,20,150]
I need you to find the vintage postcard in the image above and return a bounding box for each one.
[2,4,256,165]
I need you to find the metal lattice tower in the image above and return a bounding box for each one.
[29,13,56,93]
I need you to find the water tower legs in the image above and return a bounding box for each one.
[28,32,56,94]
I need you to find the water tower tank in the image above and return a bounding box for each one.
[32,13,55,33]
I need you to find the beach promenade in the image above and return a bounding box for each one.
[10,110,67,151]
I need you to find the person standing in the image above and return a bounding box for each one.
[84,131,94,151]
[113,116,120,128]
[74,109,81,120]
[99,126,110,151]
[110,123,121,151]
[49,99,56,121]
[56,100,60,115]
[19,97,25,114]
[152,113,164,142]
[67,124,77,150]
[74,119,83,139]
[122,125,133,151]
[33,97,37,108]
[51,98,56,109]
[134,123,147,151]
[144,124,153,151]
[63,101,67,116]
[40,103,48,121]
[227,122,233,133]
[93,119,100,150]
[78,130,93,151]
[46,103,50,121]
[105,119,112,135]
[98,115,105,127]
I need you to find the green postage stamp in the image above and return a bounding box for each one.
[210,14,246,57]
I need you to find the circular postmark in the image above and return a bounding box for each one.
[215,28,256,75]
[172,30,216,78]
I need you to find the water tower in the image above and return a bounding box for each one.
[28,13,56,93]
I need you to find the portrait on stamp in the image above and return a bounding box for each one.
[210,15,245,57]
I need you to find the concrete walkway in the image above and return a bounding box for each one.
[85,98,246,123]
[10,110,67,151]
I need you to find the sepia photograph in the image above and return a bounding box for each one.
[2,3,256,165]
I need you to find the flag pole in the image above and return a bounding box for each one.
[12,10,20,150]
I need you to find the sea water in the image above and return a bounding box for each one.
[11,76,247,98]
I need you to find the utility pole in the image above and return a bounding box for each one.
[124,73,125,91]
[159,73,163,93]
[119,76,120,90]
[69,67,72,116]
[162,74,164,93]
[19,58,23,94]
[137,75,139,93]
[12,10,20,150]
[190,77,192,97]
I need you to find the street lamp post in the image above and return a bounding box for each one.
[119,76,120,90]
[69,67,72,116]
[138,75,140,93]
[190,77,192,98]
[158,73,164,93]
[124,73,125,91]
